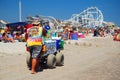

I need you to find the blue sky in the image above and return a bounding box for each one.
[0,0,120,26]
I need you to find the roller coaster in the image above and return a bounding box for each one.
[67,7,104,28]
[26,7,104,29]
[26,15,60,30]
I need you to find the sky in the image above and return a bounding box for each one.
[0,0,120,26]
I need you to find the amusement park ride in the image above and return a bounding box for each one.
[67,7,104,28]
[25,7,105,29]
[26,15,60,30]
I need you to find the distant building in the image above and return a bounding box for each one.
[0,20,8,29]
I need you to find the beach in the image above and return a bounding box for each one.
[0,36,120,80]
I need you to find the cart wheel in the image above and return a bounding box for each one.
[26,52,32,68]
[56,52,64,66]
[47,54,56,68]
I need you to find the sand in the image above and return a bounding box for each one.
[0,35,120,80]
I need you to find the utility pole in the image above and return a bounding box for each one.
[19,0,22,22]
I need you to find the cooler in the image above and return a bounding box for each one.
[44,40,56,55]
[60,40,64,49]
[52,37,61,50]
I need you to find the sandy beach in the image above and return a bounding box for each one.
[0,36,120,80]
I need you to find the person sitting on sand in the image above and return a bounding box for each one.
[116,29,120,41]
[5,26,11,33]
[2,33,14,43]
[14,33,22,42]
[113,29,118,41]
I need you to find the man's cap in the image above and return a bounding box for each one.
[32,20,40,25]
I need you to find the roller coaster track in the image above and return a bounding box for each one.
[68,7,104,28]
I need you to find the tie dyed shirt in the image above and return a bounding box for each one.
[27,26,43,47]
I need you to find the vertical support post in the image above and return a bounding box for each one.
[19,0,22,22]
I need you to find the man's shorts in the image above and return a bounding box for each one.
[29,45,42,58]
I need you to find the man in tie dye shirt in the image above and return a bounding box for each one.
[26,20,46,74]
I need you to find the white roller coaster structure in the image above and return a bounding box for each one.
[69,7,104,28]
[26,15,60,30]
[26,7,104,29]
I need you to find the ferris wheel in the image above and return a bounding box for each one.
[69,7,104,28]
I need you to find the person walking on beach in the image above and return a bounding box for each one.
[25,20,46,74]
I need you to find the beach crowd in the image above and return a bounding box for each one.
[0,24,120,43]
[0,26,26,43]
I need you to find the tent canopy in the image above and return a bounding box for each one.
[6,22,28,32]
[6,22,28,27]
